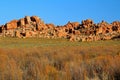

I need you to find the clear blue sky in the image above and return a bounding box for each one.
[0,0,120,25]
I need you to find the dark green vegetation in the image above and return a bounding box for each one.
[0,38,120,80]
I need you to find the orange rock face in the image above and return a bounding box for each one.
[25,16,31,24]
[31,16,41,23]
[4,20,18,30]
[0,16,120,41]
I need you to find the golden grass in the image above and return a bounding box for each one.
[0,38,120,80]
[0,47,120,80]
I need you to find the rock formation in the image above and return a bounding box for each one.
[0,16,120,41]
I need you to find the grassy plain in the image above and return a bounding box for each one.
[0,37,120,48]
[0,37,120,80]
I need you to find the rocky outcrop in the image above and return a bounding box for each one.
[0,16,120,41]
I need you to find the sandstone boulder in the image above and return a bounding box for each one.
[46,23,55,29]
[57,32,67,38]
[25,16,31,24]
[31,16,41,23]
[65,22,74,28]
[4,20,18,30]
[0,25,4,33]
[112,21,120,32]
[15,30,21,38]
[0,16,120,42]
[81,19,94,28]
[69,35,76,41]
[17,18,25,27]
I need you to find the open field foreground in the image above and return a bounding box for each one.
[0,38,120,80]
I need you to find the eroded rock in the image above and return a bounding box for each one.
[0,16,119,41]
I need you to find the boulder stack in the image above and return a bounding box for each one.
[0,16,119,41]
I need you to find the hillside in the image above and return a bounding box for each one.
[0,16,120,41]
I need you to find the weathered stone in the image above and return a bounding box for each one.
[15,30,21,38]
[4,20,18,30]
[18,18,25,27]
[82,37,87,42]
[25,16,31,24]
[31,16,41,23]
[0,16,120,42]
[57,32,67,38]
[96,27,103,35]
[69,35,75,41]
[46,23,55,29]
[82,19,94,28]
[0,25,4,33]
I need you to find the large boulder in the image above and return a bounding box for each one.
[72,22,80,27]
[65,22,80,29]
[81,19,94,28]
[36,23,47,31]
[57,31,68,38]
[112,21,120,32]
[4,20,18,30]
[15,30,21,38]
[46,23,55,29]
[31,16,41,23]
[17,18,25,27]
[25,16,31,24]
[82,19,93,25]
[0,25,4,33]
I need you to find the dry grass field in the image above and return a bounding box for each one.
[0,38,120,80]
